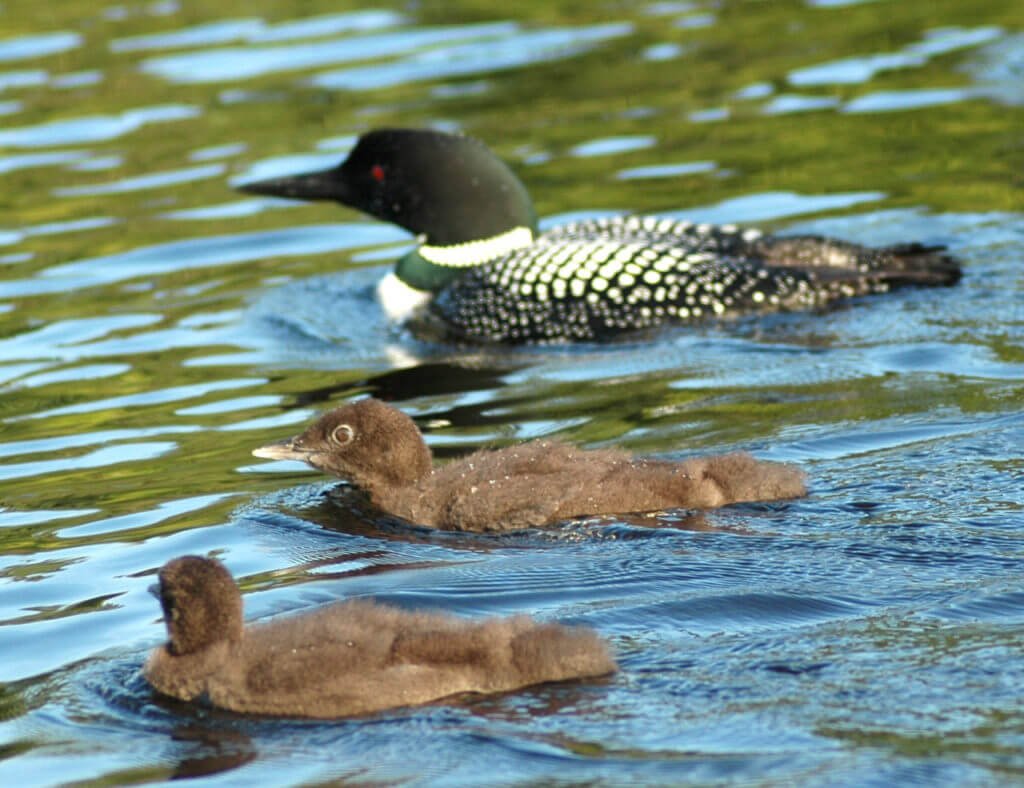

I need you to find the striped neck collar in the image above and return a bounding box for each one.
[418,226,534,268]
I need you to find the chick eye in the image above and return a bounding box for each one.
[331,424,354,446]
[370,164,385,183]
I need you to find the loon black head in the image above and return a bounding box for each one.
[238,129,538,292]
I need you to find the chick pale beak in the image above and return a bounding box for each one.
[252,438,312,462]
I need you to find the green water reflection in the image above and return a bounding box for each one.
[0,0,1022,783]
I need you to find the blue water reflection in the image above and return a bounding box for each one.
[0,0,1021,784]
[312,23,633,90]
[0,31,80,61]
[789,25,1002,85]
[0,104,199,147]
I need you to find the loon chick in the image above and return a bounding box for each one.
[238,128,961,344]
[145,555,615,718]
[251,398,806,532]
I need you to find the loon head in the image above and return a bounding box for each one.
[251,397,433,490]
[153,556,243,656]
[238,128,538,293]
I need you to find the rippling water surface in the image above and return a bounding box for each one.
[1,0,1022,784]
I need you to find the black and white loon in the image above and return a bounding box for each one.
[238,128,961,344]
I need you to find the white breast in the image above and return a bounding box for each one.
[376,272,433,323]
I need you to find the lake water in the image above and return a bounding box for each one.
[1,0,1022,784]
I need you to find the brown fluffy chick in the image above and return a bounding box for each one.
[144,556,616,719]
[252,398,806,532]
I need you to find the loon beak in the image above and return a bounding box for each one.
[249,433,317,462]
[251,437,313,462]
[237,167,346,203]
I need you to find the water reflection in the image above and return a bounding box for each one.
[55,163,225,197]
[843,87,982,113]
[142,22,520,83]
[788,26,1002,85]
[0,0,1021,784]
[311,23,633,91]
[165,725,257,780]
[0,104,199,148]
[0,32,81,62]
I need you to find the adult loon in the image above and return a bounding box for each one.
[252,398,806,532]
[238,128,961,344]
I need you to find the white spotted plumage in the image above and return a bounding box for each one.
[422,214,954,343]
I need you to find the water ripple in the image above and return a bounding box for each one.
[0,150,87,175]
[0,223,405,298]
[54,163,225,197]
[142,22,518,84]
[0,425,199,459]
[60,494,237,538]
[0,31,81,62]
[11,378,265,421]
[111,11,405,54]
[312,23,633,91]
[0,104,199,148]
[570,135,656,158]
[0,1,1021,784]
[843,87,982,113]
[0,441,178,481]
[788,25,1002,86]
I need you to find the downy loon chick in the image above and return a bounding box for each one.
[251,398,806,532]
[145,555,615,719]
[238,128,961,344]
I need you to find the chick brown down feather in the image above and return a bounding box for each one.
[145,556,616,718]
[253,398,807,532]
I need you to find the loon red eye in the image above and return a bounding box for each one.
[370,164,385,183]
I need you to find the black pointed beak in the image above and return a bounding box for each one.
[236,167,346,203]
[252,437,312,463]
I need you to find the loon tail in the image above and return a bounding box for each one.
[878,243,962,287]
[755,235,962,289]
